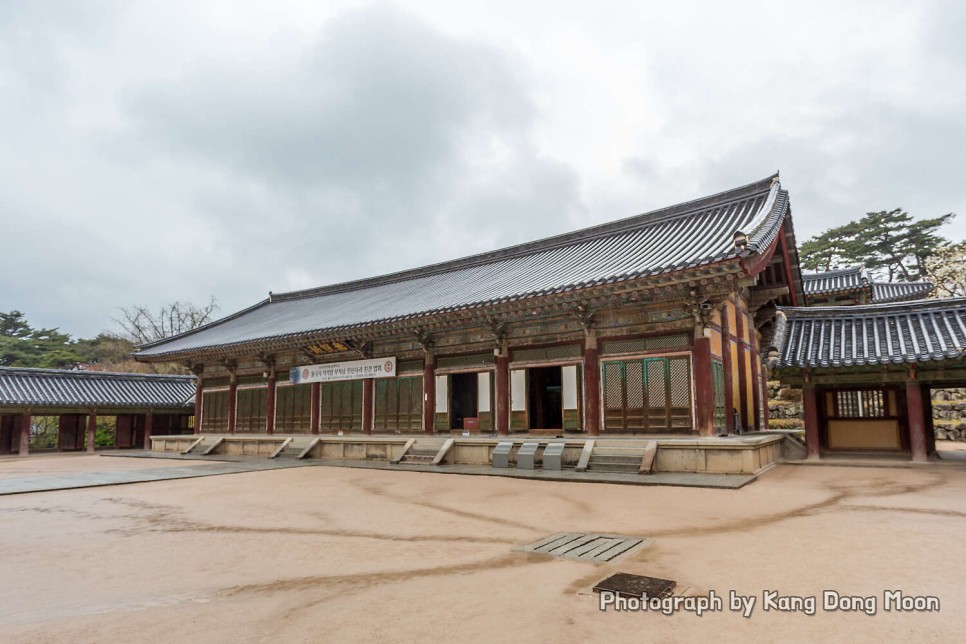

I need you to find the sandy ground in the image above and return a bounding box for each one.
[0,454,212,480]
[0,458,964,643]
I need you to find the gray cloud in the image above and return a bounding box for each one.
[1,1,963,341]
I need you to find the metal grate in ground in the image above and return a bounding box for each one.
[517,532,650,563]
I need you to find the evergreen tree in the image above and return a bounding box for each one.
[800,209,954,281]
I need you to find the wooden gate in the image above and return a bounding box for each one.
[374,376,423,432]
[602,357,692,432]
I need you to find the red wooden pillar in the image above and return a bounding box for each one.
[227,373,237,435]
[495,345,510,436]
[362,378,374,435]
[735,307,750,430]
[310,382,321,434]
[906,378,928,462]
[803,383,820,459]
[721,304,735,433]
[692,336,715,436]
[19,408,31,456]
[193,377,203,434]
[582,331,600,436]
[143,412,154,450]
[422,351,435,435]
[265,370,277,435]
[86,409,97,453]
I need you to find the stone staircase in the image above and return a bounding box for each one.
[397,438,447,465]
[586,444,646,473]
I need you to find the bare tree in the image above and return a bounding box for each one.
[114,297,220,344]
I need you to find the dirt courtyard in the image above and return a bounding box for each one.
[1,456,964,643]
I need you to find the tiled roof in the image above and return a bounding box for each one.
[0,367,196,409]
[802,266,867,296]
[871,281,933,303]
[769,298,966,369]
[137,174,793,359]
[803,266,933,304]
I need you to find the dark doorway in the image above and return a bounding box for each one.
[58,415,85,450]
[450,372,478,430]
[528,367,563,430]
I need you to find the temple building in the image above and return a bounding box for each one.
[767,297,966,460]
[802,265,932,306]
[135,174,804,438]
[0,367,195,455]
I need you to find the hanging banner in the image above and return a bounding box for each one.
[290,357,396,384]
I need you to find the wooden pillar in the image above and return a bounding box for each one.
[692,336,715,436]
[720,304,735,433]
[582,331,600,436]
[310,382,321,434]
[422,351,435,435]
[143,412,154,450]
[362,378,374,435]
[265,369,277,435]
[923,384,936,456]
[19,408,31,456]
[906,377,928,462]
[193,377,203,434]
[86,409,97,453]
[495,345,510,436]
[750,340,763,431]
[735,306,750,430]
[227,372,237,435]
[803,383,820,459]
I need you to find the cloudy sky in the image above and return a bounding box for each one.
[2,0,964,338]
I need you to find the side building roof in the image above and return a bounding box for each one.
[0,367,196,410]
[802,265,933,304]
[802,266,868,296]
[137,174,795,361]
[768,297,966,369]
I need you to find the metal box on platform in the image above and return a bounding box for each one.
[542,442,565,470]
[517,441,540,469]
[492,441,514,468]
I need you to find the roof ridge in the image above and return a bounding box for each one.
[778,295,966,315]
[0,366,194,380]
[270,173,778,303]
[801,265,864,278]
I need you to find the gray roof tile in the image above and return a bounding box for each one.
[802,266,868,295]
[138,174,790,359]
[0,368,196,409]
[769,298,966,369]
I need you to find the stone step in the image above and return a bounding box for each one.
[589,455,642,465]
[406,449,439,456]
[592,447,647,457]
[399,455,435,464]
[587,462,641,473]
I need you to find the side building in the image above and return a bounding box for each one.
[802,265,932,306]
[135,175,805,437]
[0,367,196,455]
[766,297,966,460]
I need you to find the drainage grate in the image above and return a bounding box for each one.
[593,573,676,599]
[518,532,650,563]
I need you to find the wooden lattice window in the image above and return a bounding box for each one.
[235,387,267,433]
[276,384,312,433]
[320,380,363,431]
[834,390,889,418]
[602,357,692,432]
[201,390,229,433]
[374,376,423,432]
